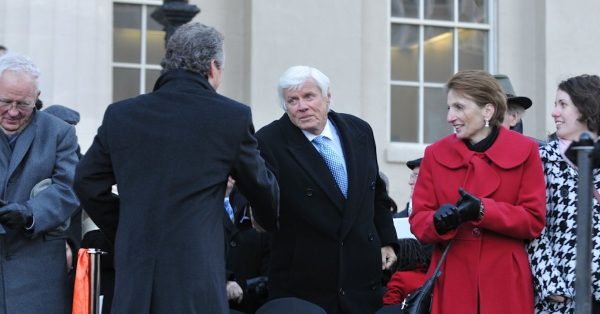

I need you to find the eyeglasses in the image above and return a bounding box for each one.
[0,99,36,111]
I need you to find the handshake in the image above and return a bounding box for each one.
[434,188,483,235]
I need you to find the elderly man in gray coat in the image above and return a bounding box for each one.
[0,53,80,313]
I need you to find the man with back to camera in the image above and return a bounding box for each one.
[74,22,279,313]
[0,53,80,313]
[255,65,398,314]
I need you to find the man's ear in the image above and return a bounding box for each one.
[508,111,520,127]
[207,60,217,78]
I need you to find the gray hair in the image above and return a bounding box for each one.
[277,66,330,110]
[160,22,224,77]
[0,53,41,90]
[507,103,525,116]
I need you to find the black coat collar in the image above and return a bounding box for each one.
[153,69,215,93]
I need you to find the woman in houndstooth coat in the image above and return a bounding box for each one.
[527,74,600,314]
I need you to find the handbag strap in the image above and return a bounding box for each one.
[430,241,452,279]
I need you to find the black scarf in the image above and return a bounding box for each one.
[465,126,499,152]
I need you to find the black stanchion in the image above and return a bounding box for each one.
[573,132,595,314]
[88,248,106,314]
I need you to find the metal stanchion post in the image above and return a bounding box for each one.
[574,132,595,314]
[88,248,106,314]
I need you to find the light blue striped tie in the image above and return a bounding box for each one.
[312,136,348,198]
[224,198,235,222]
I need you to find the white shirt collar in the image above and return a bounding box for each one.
[302,118,335,142]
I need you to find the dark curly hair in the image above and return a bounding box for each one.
[160,22,224,77]
[394,238,432,272]
[558,74,600,134]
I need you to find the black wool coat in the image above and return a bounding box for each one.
[256,112,398,314]
[74,70,279,314]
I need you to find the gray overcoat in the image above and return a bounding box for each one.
[0,111,80,314]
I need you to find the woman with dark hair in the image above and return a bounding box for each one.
[527,74,600,314]
[410,70,546,313]
[382,238,431,305]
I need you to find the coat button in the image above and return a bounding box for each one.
[472,228,481,237]
[339,288,346,296]
[341,241,344,247]
[305,188,313,196]
[370,181,376,190]
[229,240,237,247]
[559,186,569,198]
[368,233,374,241]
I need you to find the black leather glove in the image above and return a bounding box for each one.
[433,204,460,235]
[455,188,482,222]
[0,203,33,230]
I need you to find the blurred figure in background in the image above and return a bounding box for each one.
[382,238,431,305]
[396,158,422,218]
[225,177,271,314]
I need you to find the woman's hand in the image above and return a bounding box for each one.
[548,294,566,303]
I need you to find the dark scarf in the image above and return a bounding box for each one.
[465,126,499,152]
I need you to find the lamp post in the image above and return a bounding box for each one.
[151,0,200,46]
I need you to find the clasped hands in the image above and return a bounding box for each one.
[433,188,482,235]
[0,200,33,230]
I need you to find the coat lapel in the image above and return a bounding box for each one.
[280,114,345,211]
[329,112,368,238]
[432,128,531,199]
[7,116,36,180]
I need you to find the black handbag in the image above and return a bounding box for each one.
[400,241,452,314]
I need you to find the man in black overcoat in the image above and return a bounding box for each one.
[255,66,398,314]
[74,22,279,314]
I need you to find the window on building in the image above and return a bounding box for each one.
[113,1,165,102]
[390,0,493,144]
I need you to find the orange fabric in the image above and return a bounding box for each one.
[72,249,90,314]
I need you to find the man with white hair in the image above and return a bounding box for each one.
[255,65,398,314]
[0,53,80,313]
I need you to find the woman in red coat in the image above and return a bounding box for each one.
[410,70,546,314]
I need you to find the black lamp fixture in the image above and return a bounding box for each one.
[151,0,201,46]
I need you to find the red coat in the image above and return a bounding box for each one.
[383,270,427,305]
[410,127,546,314]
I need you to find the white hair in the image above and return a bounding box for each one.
[0,53,41,90]
[277,65,330,110]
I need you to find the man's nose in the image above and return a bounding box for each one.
[6,106,20,116]
[297,100,309,110]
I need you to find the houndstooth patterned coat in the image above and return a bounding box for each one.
[527,140,600,313]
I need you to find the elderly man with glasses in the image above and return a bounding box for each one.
[0,53,80,314]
